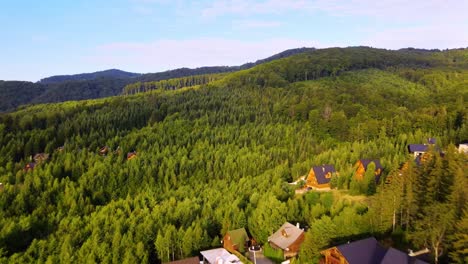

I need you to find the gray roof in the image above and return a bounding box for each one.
[268,222,304,250]
[312,165,336,185]
[408,144,428,153]
[336,237,429,264]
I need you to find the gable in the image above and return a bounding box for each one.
[312,165,336,185]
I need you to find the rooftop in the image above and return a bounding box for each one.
[268,222,304,250]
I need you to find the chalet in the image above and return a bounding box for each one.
[200,248,241,264]
[321,237,428,264]
[459,143,468,154]
[165,256,200,264]
[24,162,36,171]
[223,228,249,253]
[127,151,137,160]
[99,146,109,156]
[268,222,305,259]
[407,144,428,158]
[33,153,49,163]
[306,165,337,189]
[354,159,383,182]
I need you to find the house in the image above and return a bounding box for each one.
[33,153,49,163]
[127,151,137,160]
[321,237,428,264]
[306,165,337,189]
[99,146,109,156]
[407,144,428,158]
[268,222,305,259]
[24,162,36,171]
[165,256,200,264]
[354,159,383,182]
[200,248,241,264]
[223,228,249,253]
[459,143,468,154]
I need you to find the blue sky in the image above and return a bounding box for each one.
[1,0,467,81]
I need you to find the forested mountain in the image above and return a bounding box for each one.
[38,69,141,84]
[0,47,467,264]
[0,47,315,112]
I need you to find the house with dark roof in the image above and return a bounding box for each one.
[306,165,337,189]
[408,144,428,158]
[223,228,249,253]
[321,237,429,264]
[268,222,305,259]
[354,159,383,182]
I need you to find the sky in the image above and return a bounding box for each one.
[0,0,467,82]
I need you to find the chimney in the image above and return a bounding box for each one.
[281,229,288,237]
[296,223,300,229]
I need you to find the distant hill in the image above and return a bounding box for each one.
[39,69,141,84]
[0,47,316,112]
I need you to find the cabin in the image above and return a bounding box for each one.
[99,146,109,156]
[33,153,49,163]
[407,144,428,158]
[200,248,241,264]
[24,162,36,171]
[459,143,468,154]
[306,165,337,189]
[223,228,249,253]
[127,151,137,160]
[321,237,428,264]
[268,222,305,259]
[354,159,383,182]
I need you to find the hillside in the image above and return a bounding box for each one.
[0,47,467,263]
[38,69,141,84]
[0,47,315,112]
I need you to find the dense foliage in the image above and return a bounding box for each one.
[0,48,313,112]
[0,47,467,263]
[38,69,141,84]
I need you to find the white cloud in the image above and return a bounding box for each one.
[87,38,328,73]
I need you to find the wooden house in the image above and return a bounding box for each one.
[268,222,305,259]
[354,159,383,182]
[223,227,249,253]
[99,146,109,156]
[321,237,428,264]
[24,162,36,172]
[127,151,137,160]
[306,165,337,189]
[33,153,49,163]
